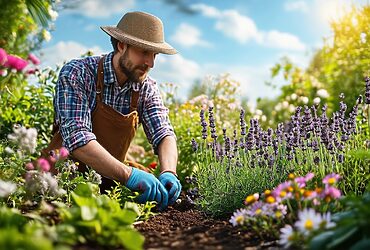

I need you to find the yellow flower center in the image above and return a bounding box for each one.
[266,196,275,203]
[328,177,336,185]
[280,191,287,198]
[245,195,255,204]
[288,173,295,179]
[305,219,313,230]
[255,209,262,215]
[275,211,282,218]
[235,215,244,224]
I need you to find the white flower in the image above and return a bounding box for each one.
[288,104,295,113]
[313,97,321,105]
[290,93,298,100]
[229,208,247,226]
[275,103,282,111]
[261,115,267,122]
[282,101,289,108]
[300,96,309,104]
[294,208,322,235]
[0,180,17,197]
[48,6,58,21]
[317,89,329,98]
[279,224,294,249]
[321,212,336,229]
[42,30,51,42]
[255,109,263,116]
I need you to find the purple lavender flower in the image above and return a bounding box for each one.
[365,76,370,104]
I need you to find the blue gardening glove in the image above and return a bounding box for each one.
[158,172,182,205]
[126,168,169,210]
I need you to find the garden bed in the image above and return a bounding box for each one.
[135,194,278,250]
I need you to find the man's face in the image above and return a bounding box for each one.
[118,45,157,83]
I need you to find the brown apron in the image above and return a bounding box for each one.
[42,56,149,191]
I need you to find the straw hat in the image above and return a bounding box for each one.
[101,11,177,55]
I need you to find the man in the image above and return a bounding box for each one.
[46,11,181,210]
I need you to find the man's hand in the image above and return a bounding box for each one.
[126,168,169,210]
[158,172,181,205]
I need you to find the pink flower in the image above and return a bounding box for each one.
[295,172,314,188]
[320,186,341,202]
[323,173,341,186]
[4,55,28,71]
[59,147,69,160]
[25,162,34,170]
[0,48,7,66]
[37,158,50,172]
[28,53,40,65]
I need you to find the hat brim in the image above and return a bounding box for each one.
[101,26,177,55]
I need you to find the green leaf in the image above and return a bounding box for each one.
[351,239,370,250]
[309,231,335,250]
[80,205,98,221]
[327,226,359,249]
[116,230,144,250]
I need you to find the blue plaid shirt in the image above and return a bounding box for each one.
[54,51,175,153]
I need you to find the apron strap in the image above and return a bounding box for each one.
[130,90,139,112]
[96,56,105,102]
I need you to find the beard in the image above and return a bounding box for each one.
[118,50,149,83]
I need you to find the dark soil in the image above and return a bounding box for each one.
[135,195,278,250]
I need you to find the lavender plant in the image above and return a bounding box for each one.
[191,77,369,217]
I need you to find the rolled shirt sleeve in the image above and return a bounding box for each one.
[139,80,176,153]
[54,61,97,152]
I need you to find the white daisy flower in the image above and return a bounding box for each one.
[229,208,247,226]
[294,208,322,235]
[321,212,336,229]
[279,224,294,249]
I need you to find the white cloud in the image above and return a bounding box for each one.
[192,4,258,43]
[171,23,211,48]
[261,30,306,51]
[284,1,309,12]
[191,3,305,51]
[63,0,135,18]
[151,54,281,104]
[151,54,201,97]
[40,41,105,68]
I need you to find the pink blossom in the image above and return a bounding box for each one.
[25,162,34,170]
[320,186,341,201]
[4,55,28,71]
[37,158,51,172]
[323,173,341,186]
[0,48,7,65]
[28,53,40,65]
[294,172,314,188]
[59,147,69,159]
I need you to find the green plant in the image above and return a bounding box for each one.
[309,184,370,250]
[56,182,144,250]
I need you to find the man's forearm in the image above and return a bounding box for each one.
[157,136,178,175]
[71,140,132,183]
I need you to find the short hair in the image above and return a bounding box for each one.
[111,36,119,52]
[110,37,130,53]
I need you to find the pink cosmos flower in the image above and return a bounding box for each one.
[320,186,341,202]
[295,172,314,188]
[4,55,28,71]
[0,48,7,66]
[59,147,69,160]
[25,162,34,170]
[323,173,341,186]
[37,158,51,172]
[27,53,40,65]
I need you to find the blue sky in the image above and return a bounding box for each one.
[40,0,368,104]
